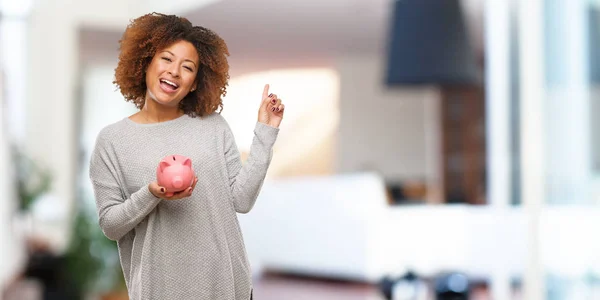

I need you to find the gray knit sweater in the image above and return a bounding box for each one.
[89,113,278,300]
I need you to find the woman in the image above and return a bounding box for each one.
[89,13,284,299]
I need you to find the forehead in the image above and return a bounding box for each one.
[161,40,198,62]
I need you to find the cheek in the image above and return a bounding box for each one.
[183,74,197,89]
[149,60,167,73]
[144,72,153,89]
[145,64,158,82]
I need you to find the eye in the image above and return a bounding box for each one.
[161,57,172,62]
[184,66,193,72]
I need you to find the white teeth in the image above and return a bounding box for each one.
[161,79,179,88]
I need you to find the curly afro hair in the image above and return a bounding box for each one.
[113,12,230,117]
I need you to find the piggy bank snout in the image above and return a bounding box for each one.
[172,176,184,189]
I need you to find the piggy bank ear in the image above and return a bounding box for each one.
[159,161,170,173]
[183,158,192,168]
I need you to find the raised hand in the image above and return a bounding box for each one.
[258,84,285,128]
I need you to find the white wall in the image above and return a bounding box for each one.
[593,87,600,174]
[26,3,78,252]
[335,55,440,184]
[25,0,136,252]
[0,70,24,291]
[79,65,138,207]
[144,0,221,15]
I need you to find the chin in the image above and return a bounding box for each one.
[156,98,181,107]
[150,91,182,107]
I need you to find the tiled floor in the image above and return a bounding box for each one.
[252,272,385,300]
[3,270,495,300]
[252,272,494,300]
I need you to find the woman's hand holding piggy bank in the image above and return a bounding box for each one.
[149,154,198,200]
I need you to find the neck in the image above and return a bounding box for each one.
[140,95,183,123]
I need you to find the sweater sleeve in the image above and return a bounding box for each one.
[223,121,279,213]
[89,137,162,241]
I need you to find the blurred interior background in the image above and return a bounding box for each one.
[1,0,599,299]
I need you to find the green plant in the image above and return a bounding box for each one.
[64,197,126,299]
[11,145,126,297]
[12,147,52,211]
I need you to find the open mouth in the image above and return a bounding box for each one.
[159,79,179,92]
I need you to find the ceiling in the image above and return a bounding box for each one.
[183,0,484,75]
[80,0,484,76]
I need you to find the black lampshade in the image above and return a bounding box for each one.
[385,0,479,85]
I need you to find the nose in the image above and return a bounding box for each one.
[168,65,180,78]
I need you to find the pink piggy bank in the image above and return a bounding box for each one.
[156,154,195,197]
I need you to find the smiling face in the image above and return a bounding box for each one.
[145,40,199,107]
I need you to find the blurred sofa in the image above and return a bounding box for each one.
[238,172,528,283]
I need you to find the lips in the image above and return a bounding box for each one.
[159,78,179,93]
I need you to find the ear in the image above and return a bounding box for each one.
[159,161,170,173]
[183,158,192,168]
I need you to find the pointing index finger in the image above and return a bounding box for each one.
[262,84,270,99]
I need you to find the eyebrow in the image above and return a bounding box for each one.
[163,50,197,67]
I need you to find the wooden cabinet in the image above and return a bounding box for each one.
[440,86,486,204]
